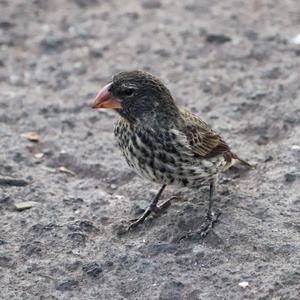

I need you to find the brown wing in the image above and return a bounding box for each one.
[179,107,233,161]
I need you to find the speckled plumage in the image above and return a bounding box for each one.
[92,70,251,232]
[114,108,229,189]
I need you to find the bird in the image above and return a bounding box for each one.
[91,70,252,237]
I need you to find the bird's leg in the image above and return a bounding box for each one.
[180,181,221,240]
[128,184,174,230]
[198,181,222,237]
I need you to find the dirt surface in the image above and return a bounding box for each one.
[1,0,300,299]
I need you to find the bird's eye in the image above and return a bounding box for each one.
[123,88,135,97]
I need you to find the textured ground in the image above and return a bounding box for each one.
[1,0,300,299]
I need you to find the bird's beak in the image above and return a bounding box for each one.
[91,82,122,109]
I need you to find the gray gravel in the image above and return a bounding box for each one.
[1,0,300,299]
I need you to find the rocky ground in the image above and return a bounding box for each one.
[1,0,300,299]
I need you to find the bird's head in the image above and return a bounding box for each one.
[91,70,178,123]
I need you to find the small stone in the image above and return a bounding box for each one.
[63,197,84,205]
[206,34,231,44]
[82,262,103,278]
[58,166,76,176]
[12,152,25,163]
[34,153,44,159]
[0,193,10,203]
[15,201,37,211]
[239,281,249,288]
[66,260,82,271]
[154,49,170,57]
[247,90,268,100]
[255,135,269,145]
[56,279,79,291]
[141,0,161,9]
[73,0,98,7]
[126,11,139,20]
[68,232,86,244]
[21,132,40,142]
[0,21,15,29]
[30,223,57,233]
[285,172,298,183]
[264,156,273,162]
[89,48,103,58]
[40,36,64,52]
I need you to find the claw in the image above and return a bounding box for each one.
[126,196,177,231]
[179,208,222,241]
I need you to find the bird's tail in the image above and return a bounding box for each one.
[231,153,256,169]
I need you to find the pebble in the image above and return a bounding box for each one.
[21,131,40,142]
[68,232,86,244]
[255,135,269,145]
[206,34,231,44]
[285,172,299,183]
[66,260,82,271]
[15,201,37,211]
[73,0,98,7]
[141,0,161,9]
[0,193,10,203]
[63,197,84,205]
[56,279,79,291]
[82,262,103,278]
[0,21,15,29]
[0,177,28,186]
[89,48,103,58]
[238,281,249,288]
[40,36,64,51]
[154,49,170,57]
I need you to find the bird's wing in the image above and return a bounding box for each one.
[178,107,232,159]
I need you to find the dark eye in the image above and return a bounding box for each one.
[123,88,135,97]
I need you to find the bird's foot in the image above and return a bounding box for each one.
[127,196,177,231]
[197,208,222,238]
[179,208,222,241]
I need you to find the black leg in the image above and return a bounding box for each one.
[208,182,214,213]
[180,181,222,240]
[198,181,222,237]
[128,184,175,230]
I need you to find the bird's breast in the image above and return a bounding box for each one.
[113,119,226,187]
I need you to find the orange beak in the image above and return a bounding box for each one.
[91,82,122,109]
